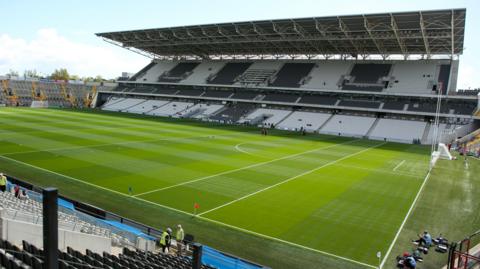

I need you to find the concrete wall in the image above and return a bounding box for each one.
[0,216,110,254]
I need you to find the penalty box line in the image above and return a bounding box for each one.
[379,169,432,269]
[133,138,362,197]
[198,141,387,216]
[0,154,376,269]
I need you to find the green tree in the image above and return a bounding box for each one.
[94,75,104,82]
[23,69,40,79]
[7,69,19,77]
[50,68,70,81]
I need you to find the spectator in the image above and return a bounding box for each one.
[160,227,172,253]
[19,190,29,200]
[176,224,185,256]
[0,173,6,192]
[403,252,416,269]
[414,231,432,248]
[14,184,20,198]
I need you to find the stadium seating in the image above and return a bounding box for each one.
[103,98,146,112]
[234,61,282,86]
[202,90,233,98]
[123,100,170,114]
[176,89,205,96]
[151,87,179,95]
[342,63,391,92]
[298,95,338,106]
[320,114,376,137]
[239,108,292,126]
[277,111,332,132]
[147,101,194,117]
[382,100,407,110]
[209,103,255,123]
[302,61,350,90]
[437,64,451,94]
[369,118,428,143]
[0,238,216,269]
[207,62,252,85]
[177,103,224,119]
[129,62,157,81]
[180,61,226,85]
[387,62,436,94]
[269,63,315,88]
[338,100,381,109]
[230,92,259,100]
[0,190,135,249]
[158,62,200,83]
[348,64,391,84]
[135,61,178,82]
[262,93,299,103]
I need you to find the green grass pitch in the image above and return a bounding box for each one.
[0,107,438,267]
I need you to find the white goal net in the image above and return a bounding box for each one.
[30,101,49,108]
[430,143,453,168]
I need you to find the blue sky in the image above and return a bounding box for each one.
[1,0,479,88]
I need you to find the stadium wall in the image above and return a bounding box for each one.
[0,214,111,254]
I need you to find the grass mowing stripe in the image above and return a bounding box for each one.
[198,215,377,269]
[234,142,266,158]
[0,154,195,216]
[0,135,212,156]
[133,138,360,197]
[0,153,375,269]
[392,160,406,171]
[198,141,387,216]
[379,170,431,269]
[332,163,421,178]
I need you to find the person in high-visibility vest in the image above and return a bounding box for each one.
[0,173,7,192]
[160,228,172,253]
[176,224,185,256]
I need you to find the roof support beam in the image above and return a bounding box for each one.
[291,19,325,56]
[363,16,387,59]
[338,17,362,56]
[390,14,408,59]
[419,12,431,58]
[451,9,455,57]
[314,18,341,56]
[272,21,304,56]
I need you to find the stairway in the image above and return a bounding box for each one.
[421,123,431,144]
[317,114,335,133]
[365,117,380,138]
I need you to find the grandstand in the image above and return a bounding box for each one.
[1,7,480,269]
[94,8,478,145]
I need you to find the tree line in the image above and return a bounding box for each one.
[5,68,112,82]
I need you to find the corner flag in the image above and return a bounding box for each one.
[194,202,200,215]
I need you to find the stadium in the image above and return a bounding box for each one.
[0,5,479,269]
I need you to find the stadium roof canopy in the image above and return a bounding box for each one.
[96,8,466,60]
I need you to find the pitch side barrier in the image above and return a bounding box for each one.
[5,174,270,269]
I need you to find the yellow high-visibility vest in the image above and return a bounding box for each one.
[160,231,168,245]
[0,175,6,186]
[176,228,184,241]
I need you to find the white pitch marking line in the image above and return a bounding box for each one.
[0,135,210,156]
[197,216,377,268]
[393,160,405,171]
[0,154,376,269]
[198,142,387,217]
[379,170,432,269]
[234,142,264,158]
[133,138,360,197]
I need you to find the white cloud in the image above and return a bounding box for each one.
[457,62,480,90]
[0,28,148,79]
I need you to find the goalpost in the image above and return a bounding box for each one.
[30,100,49,108]
[430,82,453,169]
